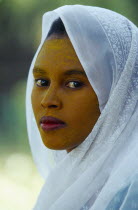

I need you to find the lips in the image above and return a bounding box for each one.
[40,116,66,131]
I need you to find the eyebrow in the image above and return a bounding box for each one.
[33,67,46,76]
[33,67,87,77]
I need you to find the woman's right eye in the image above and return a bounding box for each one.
[35,79,49,87]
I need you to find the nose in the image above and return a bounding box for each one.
[41,86,62,110]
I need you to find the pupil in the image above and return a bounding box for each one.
[74,82,79,87]
[42,80,46,85]
[42,80,48,86]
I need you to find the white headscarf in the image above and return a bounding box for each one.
[26,5,138,210]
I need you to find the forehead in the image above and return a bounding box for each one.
[33,37,88,78]
[35,37,83,69]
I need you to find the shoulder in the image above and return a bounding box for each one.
[106,173,138,210]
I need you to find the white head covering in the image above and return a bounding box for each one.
[26,5,138,210]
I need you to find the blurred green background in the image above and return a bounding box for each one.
[0,0,138,209]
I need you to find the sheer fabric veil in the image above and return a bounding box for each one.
[26,5,138,210]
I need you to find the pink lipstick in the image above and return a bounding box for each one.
[40,116,66,131]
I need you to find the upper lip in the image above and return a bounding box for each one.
[40,116,66,124]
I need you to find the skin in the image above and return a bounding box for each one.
[31,35,100,153]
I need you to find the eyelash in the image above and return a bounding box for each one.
[34,79,84,89]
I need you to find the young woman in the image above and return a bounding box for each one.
[26,5,138,210]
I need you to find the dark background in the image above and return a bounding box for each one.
[0,0,138,209]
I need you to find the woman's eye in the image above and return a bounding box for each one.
[66,81,84,89]
[35,79,49,87]
[34,79,83,89]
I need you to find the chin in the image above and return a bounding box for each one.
[42,141,67,150]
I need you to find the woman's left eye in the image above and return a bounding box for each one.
[66,81,84,89]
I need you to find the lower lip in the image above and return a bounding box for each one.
[40,123,66,131]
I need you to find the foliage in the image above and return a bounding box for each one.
[0,0,137,51]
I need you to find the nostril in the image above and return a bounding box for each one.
[48,104,58,108]
[41,99,62,109]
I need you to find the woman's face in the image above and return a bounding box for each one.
[31,36,100,153]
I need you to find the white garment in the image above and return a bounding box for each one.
[26,5,138,210]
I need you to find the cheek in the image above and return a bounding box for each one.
[66,93,100,131]
[31,88,42,118]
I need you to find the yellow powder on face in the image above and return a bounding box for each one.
[32,37,100,152]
